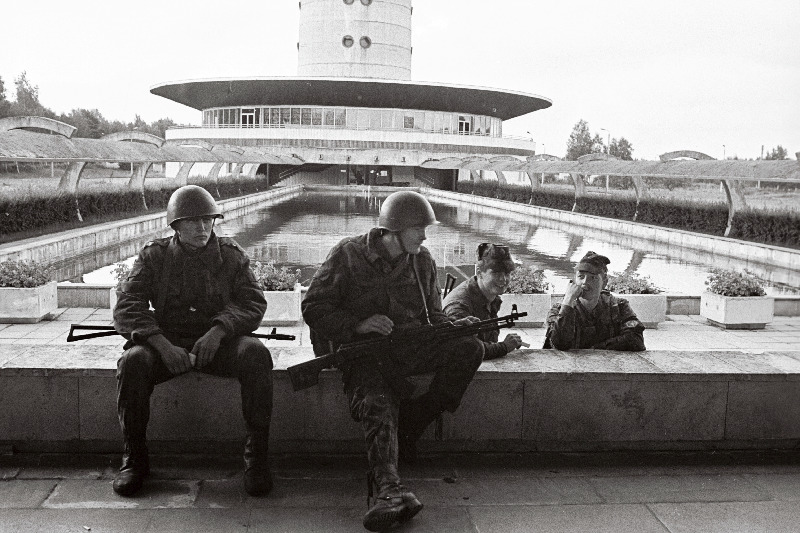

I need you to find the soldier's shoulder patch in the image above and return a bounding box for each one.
[624,319,641,328]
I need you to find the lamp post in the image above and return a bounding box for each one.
[722,144,726,160]
[526,131,536,154]
[600,128,611,192]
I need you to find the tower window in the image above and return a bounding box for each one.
[361,0,372,4]
[343,0,354,4]
[360,36,372,48]
[342,35,354,47]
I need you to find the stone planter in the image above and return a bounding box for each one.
[262,284,302,325]
[0,281,58,323]
[109,287,118,310]
[616,293,668,328]
[499,293,552,327]
[700,291,774,330]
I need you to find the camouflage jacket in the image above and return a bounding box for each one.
[302,228,449,353]
[544,291,645,351]
[113,233,266,344]
[442,276,508,360]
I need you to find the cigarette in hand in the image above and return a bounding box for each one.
[189,353,197,367]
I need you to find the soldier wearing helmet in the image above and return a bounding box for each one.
[443,243,526,359]
[544,251,645,351]
[302,190,484,532]
[112,185,273,498]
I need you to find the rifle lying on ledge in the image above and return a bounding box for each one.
[66,324,295,342]
[287,305,527,392]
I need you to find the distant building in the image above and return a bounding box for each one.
[152,0,551,188]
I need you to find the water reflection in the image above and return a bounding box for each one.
[73,189,799,296]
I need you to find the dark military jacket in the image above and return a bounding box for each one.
[113,232,266,344]
[443,276,508,360]
[544,290,645,351]
[302,228,449,352]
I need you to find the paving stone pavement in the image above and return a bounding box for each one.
[1,452,800,532]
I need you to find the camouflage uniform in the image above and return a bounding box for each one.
[302,228,484,491]
[114,233,272,448]
[543,290,645,351]
[443,276,510,360]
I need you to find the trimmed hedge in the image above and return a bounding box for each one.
[0,176,272,239]
[456,180,800,249]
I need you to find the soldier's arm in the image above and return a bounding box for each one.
[592,300,646,351]
[545,303,578,350]
[301,248,362,345]
[444,297,508,359]
[113,251,163,344]
[213,254,267,337]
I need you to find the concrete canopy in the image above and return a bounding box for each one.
[150,77,552,120]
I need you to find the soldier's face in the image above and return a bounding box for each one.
[575,270,604,300]
[398,225,427,255]
[478,268,510,298]
[174,216,216,249]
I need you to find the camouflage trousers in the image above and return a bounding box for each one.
[344,335,484,490]
[116,334,274,444]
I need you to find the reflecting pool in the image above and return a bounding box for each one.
[76,189,799,295]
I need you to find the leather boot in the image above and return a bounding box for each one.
[243,432,272,496]
[112,441,150,496]
[398,396,442,464]
[363,484,423,532]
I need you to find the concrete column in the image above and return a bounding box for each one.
[495,170,507,185]
[631,176,649,221]
[174,162,195,187]
[247,164,259,179]
[57,162,87,193]
[569,173,586,212]
[128,162,153,210]
[470,170,481,182]
[525,170,541,190]
[721,179,748,237]
[231,163,244,180]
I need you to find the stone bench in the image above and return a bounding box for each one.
[2,345,800,455]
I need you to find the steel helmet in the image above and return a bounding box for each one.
[166,185,223,227]
[378,191,438,232]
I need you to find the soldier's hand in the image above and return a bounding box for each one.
[453,316,480,326]
[502,333,524,352]
[355,314,394,336]
[562,280,583,307]
[159,344,193,375]
[191,326,226,368]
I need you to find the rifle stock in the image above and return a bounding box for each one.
[287,306,528,392]
[66,324,295,342]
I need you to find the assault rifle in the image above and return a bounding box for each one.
[287,305,527,391]
[66,324,295,342]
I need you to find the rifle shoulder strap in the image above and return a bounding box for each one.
[154,245,174,323]
[411,254,432,325]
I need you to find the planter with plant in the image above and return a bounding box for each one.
[0,259,58,323]
[605,271,667,328]
[700,268,774,329]
[252,260,303,325]
[500,266,552,327]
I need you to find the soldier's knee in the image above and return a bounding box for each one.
[454,336,484,369]
[239,338,273,371]
[117,345,158,376]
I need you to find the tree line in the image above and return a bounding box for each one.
[0,71,176,139]
[564,119,789,161]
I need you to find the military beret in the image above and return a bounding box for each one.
[574,251,610,274]
[477,243,516,273]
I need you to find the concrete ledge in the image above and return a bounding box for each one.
[2,345,800,454]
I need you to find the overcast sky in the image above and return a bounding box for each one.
[2,0,798,160]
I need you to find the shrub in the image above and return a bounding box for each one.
[705,268,766,297]
[110,261,131,289]
[506,266,551,294]
[252,260,300,291]
[0,259,53,288]
[606,271,662,294]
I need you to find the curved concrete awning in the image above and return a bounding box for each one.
[150,77,552,120]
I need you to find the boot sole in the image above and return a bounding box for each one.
[363,499,423,531]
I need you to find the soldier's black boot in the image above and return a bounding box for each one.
[398,395,442,465]
[112,440,150,496]
[363,481,423,532]
[243,432,272,496]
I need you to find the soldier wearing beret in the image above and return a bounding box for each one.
[544,251,645,351]
[443,243,525,359]
[112,185,273,498]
